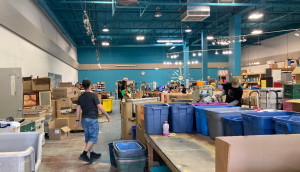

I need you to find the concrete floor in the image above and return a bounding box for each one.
[39,101,121,172]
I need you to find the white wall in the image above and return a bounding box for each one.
[7,0,77,60]
[242,30,300,61]
[0,25,78,82]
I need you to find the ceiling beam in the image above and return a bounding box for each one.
[60,1,300,8]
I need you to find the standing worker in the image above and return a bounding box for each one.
[74,79,111,163]
[216,78,243,106]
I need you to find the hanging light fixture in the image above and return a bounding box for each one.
[136,35,145,41]
[248,12,264,20]
[198,52,202,56]
[102,41,110,46]
[191,61,195,64]
[192,52,196,57]
[251,29,263,35]
[187,61,190,65]
[295,30,300,37]
[175,62,178,65]
[185,26,192,33]
[195,61,198,64]
[179,62,182,65]
[154,6,162,18]
[102,25,109,32]
[207,36,214,40]
[215,50,219,55]
[163,62,167,65]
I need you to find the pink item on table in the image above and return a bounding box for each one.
[191,102,228,106]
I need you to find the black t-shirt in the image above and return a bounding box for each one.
[78,92,100,119]
[222,83,243,106]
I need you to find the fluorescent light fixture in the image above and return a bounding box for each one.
[102,26,109,32]
[102,41,110,46]
[157,40,183,43]
[191,61,195,64]
[115,65,137,67]
[251,29,263,35]
[166,42,173,45]
[198,52,202,56]
[163,62,167,65]
[207,36,214,40]
[185,26,192,33]
[215,50,219,55]
[170,46,176,50]
[192,53,196,57]
[179,62,182,65]
[249,12,264,20]
[175,62,178,65]
[195,61,198,64]
[155,68,159,70]
[136,35,145,41]
[187,61,190,65]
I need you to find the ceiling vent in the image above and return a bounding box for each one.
[181,0,210,22]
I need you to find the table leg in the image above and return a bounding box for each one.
[148,141,154,172]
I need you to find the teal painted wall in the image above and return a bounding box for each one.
[77,48,229,92]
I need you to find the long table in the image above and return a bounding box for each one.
[145,133,215,172]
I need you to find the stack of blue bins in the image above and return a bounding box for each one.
[194,105,231,136]
[273,115,300,134]
[241,111,299,135]
[168,103,194,133]
[113,140,147,172]
[144,104,169,135]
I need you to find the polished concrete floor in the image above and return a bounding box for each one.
[39,101,121,172]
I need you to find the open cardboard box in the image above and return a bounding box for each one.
[216,135,300,172]
[286,99,300,112]
[48,118,71,140]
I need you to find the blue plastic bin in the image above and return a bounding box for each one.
[144,104,169,135]
[132,126,136,140]
[222,116,244,136]
[195,106,231,135]
[274,115,300,134]
[113,140,146,158]
[273,116,290,134]
[109,143,117,167]
[150,166,172,172]
[168,103,194,133]
[242,111,299,135]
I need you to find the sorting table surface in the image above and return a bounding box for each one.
[146,133,215,172]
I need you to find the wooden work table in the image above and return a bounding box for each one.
[145,133,215,172]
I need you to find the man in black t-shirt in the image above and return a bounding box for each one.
[74,79,111,163]
[216,78,243,106]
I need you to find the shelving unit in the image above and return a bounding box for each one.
[218,75,229,85]
[242,73,266,87]
[97,82,106,91]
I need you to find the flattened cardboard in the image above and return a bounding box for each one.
[216,135,300,172]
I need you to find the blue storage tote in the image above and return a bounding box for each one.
[132,126,136,140]
[195,106,231,135]
[113,140,146,158]
[242,111,299,135]
[222,116,244,136]
[274,115,300,134]
[205,107,254,139]
[273,116,290,134]
[168,103,194,133]
[144,104,169,135]
[150,166,172,172]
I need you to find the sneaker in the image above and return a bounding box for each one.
[79,153,93,164]
[90,152,102,162]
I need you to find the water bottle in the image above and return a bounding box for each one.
[163,121,169,136]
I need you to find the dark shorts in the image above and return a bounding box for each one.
[81,118,99,144]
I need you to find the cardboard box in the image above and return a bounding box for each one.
[52,87,79,99]
[292,67,300,84]
[58,82,73,87]
[32,78,52,92]
[56,98,72,109]
[72,104,77,110]
[48,118,71,140]
[51,100,56,118]
[268,64,278,68]
[216,135,300,172]
[23,77,32,93]
[23,109,46,118]
[286,99,300,112]
[67,116,83,130]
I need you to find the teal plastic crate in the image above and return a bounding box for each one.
[151,166,172,172]
[284,84,300,99]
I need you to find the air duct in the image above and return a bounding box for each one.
[181,0,210,22]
